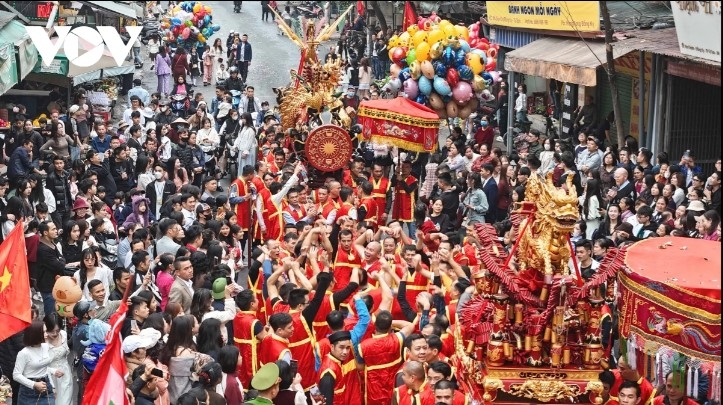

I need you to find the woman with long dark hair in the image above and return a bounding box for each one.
[166,156,189,189]
[73,247,113,301]
[190,288,213,324]
[196,318,223,360]
[217,345,243,404]
[231,112,257,170]
[161,315,212,404]
[60,220,84,269]
[581,178,603,239]
[13,320,59,404]
[44,313,72,405]
[594,204,622,240]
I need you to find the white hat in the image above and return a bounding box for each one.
[122,328,161,353]
[216,102,232,120]
[686,200,706,212]
[68,105,80,115]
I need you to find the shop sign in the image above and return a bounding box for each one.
[486,1,600,32]
[670,1,721,63]
[629,78,649,139]
[33,57,68,75]
[614,51,653,81]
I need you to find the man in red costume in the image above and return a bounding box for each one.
[258,162,303,241]
[282,187,316,227]
[358,311,415,405]
[392,360,434,405]
[357,180,378,230]
[317,330,354,405]
[392,160,418,237]
[258,312,294,366]
[229,164,256,236]
[233,289,268,390]
[610,356,656,405]
[316,185,339,225]
[343,157,365,188]
[370,163,392,225]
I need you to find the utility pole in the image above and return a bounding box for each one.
[601,1,625,147]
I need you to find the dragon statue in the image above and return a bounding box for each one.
[451,173,628,404]
[271,5,354,130]
[515,173,580,288]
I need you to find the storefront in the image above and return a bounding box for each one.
[0,10,38,96]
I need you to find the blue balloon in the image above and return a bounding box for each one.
[433,61,447,78]
[171,18,182,26]
[204,15,211,24]
[415,95,428,105]
[457,65,473,81]
[455,49,466,66]
[212,25,221,32]
[442,46,455,67]
[481,72,492,81]
[433,76,452,96]
[399,68,411,82]
[418,75,433,96]
[459,40,470,52]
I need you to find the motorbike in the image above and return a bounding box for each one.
[171,93,191,118]
[297,1,323,18]
[233,1,242,13]
[230,90,242,111]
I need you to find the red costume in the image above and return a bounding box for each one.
[318,354,347,404]
[359,332,404,405]
[318,199,339,222]
[343,169,358,188]
[392,381,435,405]
[316,337,363,405]
[370,176,391,224]
[230,178,252,231]
[610,372,656,405]
[392,175,417,222]
[333,247,362,292]
[311,291,336,339]
[232,311,260,388]
[284,204,307,223]
[289,311,316,391]
[652,397,697,405]
[258,334,290,367]
[358,196,378,228]
[248,273,266,325]
[262,193,284,241]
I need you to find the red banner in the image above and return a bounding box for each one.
[618,271,721,362]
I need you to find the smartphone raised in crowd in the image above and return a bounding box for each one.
[290,359,298,377]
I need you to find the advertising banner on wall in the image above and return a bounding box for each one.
[671,1,721,63]
[486,1,600,32]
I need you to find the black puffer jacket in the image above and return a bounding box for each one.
[174,142,194,170]
[45,169,72,210]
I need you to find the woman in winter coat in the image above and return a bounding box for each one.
[172,47,190,80]
[122,195,152,229]
[231,113,258,170]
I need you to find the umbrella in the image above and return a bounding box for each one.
[357,96,440,153]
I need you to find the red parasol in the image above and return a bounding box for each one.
[617,237,721,362]
[357,96,440,153]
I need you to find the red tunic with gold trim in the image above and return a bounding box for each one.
[453,390,469,405]
[343,169,358,188]
[333,248,362,293]
[258,334,291,367]
[445,299,458,327]
[284,204,308,223]
[318,353,346,404]
[248,273,266,325]
[230,178,252,231]
[393,381,435,405]
[440,330,455,358]
[311,291,336,339]
[253,187,271,242]
[267,297,290,316]
[289,310,317,391]
[267,159,281,175]
[392,175,417,222]
[232,311,260,389]
[370,176,391,224]
[358,332,404,405]
[402,269,430,311]
[358,197,378,228]
[316,337,363,405]
[263,193,284,241]
[337,202,355,221]
[611,373,656,405]
[318,199,340,222]
[604,397,620,405]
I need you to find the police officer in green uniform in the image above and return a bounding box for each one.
[244,363,281,404]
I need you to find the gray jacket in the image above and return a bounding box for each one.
[462,188,489,225]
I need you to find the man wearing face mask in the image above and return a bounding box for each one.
[154,99,178,126]
[343,87,360,111]
[146,163,177,219]
[474,115,494,151]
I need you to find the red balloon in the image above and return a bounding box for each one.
[391,47,407,66]
[469,38,478,48]
[476,42,490,51]
[446,68,460,87]
[486,60,496,71]
[480,37,489,44]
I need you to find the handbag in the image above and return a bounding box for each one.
[0,372,12,404]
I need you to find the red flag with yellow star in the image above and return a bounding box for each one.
[0,221,31,342]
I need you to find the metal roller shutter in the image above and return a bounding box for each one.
[597,69,633,143]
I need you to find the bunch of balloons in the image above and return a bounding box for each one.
[160,1,221,49]
[386,15,504,119]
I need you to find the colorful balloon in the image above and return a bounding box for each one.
[416,42,430,61]
[418,75,433,96]
[406,49,416,66]
[472,75,486,92]
[457,65,473,81]
[459,39,470,52]
[399,31,411,47]
[399,67,411,82]
[442,23,456,37]
[391,47,406,66]
[433,76,452,96]
[455,48,466,66]
[442,46,455,66]
[415,95,428,105]
[446,101,459,118]
[455,25,470,41]
[412,30,428,47]
[407,24,419,36]
[446,68,460,88]
[433,61,447,78]
[409,60,421,79]
[429,42,444,60]
[452,81,474,104]
[466,53,484,74]
[403,79,419,99]
[193,3,202,13]
[182,27,190,39]
[390,63,401,78]
[420,60,435,79]
[428,92,444,110]
[427,29,445,45]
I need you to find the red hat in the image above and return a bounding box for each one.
[72,198,90,211]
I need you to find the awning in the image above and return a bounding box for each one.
[616,28,721,67]
[504,37,630,86]
[80,1,137,19]
[0,18,39,81]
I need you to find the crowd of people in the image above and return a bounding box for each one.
[0,3,721,405]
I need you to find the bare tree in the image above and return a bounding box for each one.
[601,1,625,146]
[369,1,388,33]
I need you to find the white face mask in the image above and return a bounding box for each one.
[155,171,164,180]
[544,144,551,151]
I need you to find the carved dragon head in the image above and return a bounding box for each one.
[526,173,579,232]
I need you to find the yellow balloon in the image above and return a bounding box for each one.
[409,61,421,79]
[399,31,411,47]
[388,35,400,47]
[472,75,487,92]
[466,53,484,74]
[429,42,444,59]
[407,24,419,36]
[427,28,445,45]
[412,31,428,48]
[198,33,206,43]
[443,24,456,37]
[193,3,201,13]
[416,42,430,62]
[455,25,470,41]
[439,20,452,28]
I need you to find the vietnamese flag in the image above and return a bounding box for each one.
[356,0,365,17]
[403,1,418,31]
[82,289,129,404]
[0,221,32,343]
